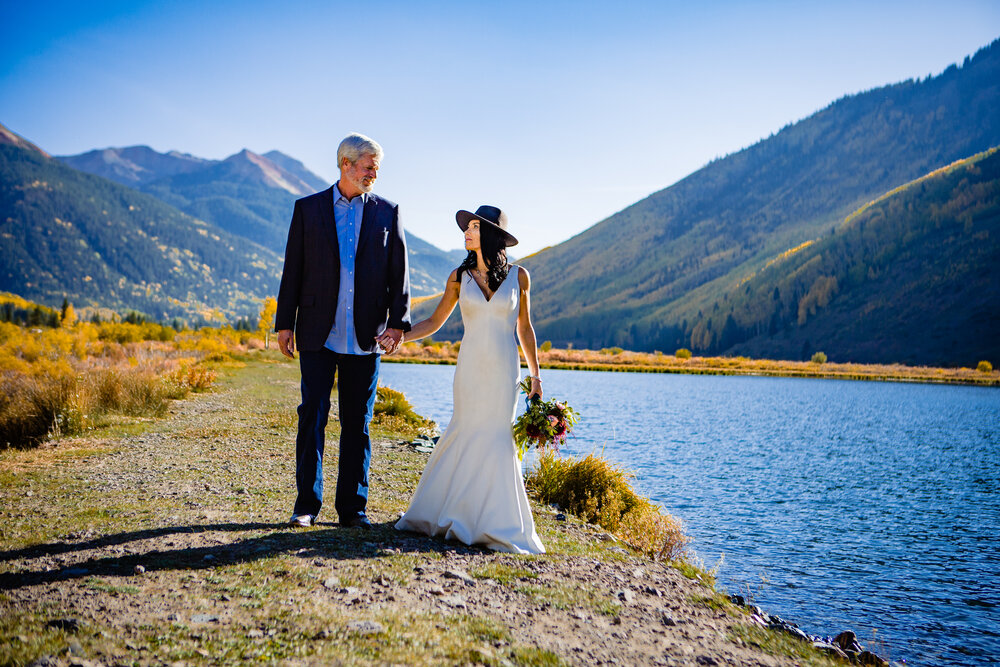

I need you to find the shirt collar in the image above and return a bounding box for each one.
[334,181,368,205]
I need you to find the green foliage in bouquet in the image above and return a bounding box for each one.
[512,376,579,459]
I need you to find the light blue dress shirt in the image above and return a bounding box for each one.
[324,182,370,355]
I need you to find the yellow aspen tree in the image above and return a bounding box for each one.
[257,297,278,349]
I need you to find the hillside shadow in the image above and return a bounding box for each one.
[0,520,489,590]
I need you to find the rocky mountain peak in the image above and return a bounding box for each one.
[222,149,312,196]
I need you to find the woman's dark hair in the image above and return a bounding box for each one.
[455,223,509,291]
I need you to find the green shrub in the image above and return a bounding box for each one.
[525,451,688,560]
[600,347,624,355]
[372,386,435,435]
[675,348,692,359]
[811,351,828,364]
[540,340,553,352]
[373,386,417,419]
[977,360,993,373]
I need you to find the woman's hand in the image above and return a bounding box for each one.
[375,328,403,354]
[527,376,542,400]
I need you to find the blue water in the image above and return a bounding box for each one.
[379,363,1000,666]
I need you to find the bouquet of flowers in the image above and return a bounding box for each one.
[512,376,579,458]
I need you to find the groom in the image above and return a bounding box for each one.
[275,132,411,529]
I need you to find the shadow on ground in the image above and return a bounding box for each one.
[1,521,491,590]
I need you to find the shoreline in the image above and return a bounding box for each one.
[382,355,1000,387]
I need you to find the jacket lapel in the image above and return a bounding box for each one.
[356,195,378,257]
[318,186,339,257]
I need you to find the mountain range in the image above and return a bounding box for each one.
[60,146,318,254]
[57,144,460,296]
[0,133,282,322]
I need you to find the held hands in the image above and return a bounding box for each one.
[375,328,404,354]
[277,329,295,359]
[277,328,402,357]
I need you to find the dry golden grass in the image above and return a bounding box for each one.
[0,319,248,449]
[526,451,689,561]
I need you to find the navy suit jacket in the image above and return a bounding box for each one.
[275,187,411,352]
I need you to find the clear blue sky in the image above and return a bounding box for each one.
[2,1,998,256]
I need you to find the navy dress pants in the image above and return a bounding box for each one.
[293,348,380,522]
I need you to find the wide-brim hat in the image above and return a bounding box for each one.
[456,205,518,247]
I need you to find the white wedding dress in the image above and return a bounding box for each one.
[395,266,545,554]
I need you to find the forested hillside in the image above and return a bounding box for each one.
[516,39,1000,364]
[700,148,999,366]
[0,139,282,322]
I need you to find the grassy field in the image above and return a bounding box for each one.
[0,351,850,666]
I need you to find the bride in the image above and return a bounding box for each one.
[390,205,545,554]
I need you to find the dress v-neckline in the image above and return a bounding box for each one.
[468,267,511,303]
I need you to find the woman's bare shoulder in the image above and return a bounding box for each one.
[517,265,530,290]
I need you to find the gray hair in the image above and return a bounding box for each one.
[337,132,383,166]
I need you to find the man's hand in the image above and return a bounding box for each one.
[277,329,295,359]
[375,328,404,354]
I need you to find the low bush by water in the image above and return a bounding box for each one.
[526,450,688,561]
[372,386,436,437]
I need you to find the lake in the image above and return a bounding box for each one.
[379,362,1000,666]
